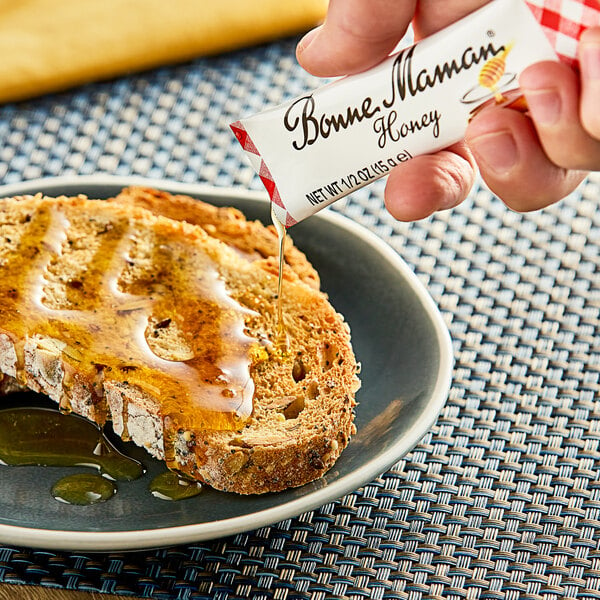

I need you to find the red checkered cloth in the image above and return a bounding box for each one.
[526,0,600,67]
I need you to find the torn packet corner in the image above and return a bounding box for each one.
[229,121,297,227]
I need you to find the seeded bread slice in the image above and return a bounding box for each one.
[109,186,321,290]
[0,193,359,494]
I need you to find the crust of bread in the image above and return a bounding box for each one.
[0,192,359,494]
[110,186,321,290]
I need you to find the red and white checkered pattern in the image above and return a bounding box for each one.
[230,121,297,226]
[526,0,600,67]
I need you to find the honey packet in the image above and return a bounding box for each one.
[231,0,583,225]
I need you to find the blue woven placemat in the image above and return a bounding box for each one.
[1,35,599,600]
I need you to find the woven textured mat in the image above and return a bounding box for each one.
[1,36,600,600]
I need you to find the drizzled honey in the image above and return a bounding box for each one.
[0,200,257,434]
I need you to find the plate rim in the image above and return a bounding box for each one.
[0,174,453,551]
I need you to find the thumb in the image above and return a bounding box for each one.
[297,0,416,77]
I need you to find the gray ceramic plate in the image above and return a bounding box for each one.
[0,176,453,551]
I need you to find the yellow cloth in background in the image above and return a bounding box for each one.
[0,0,327,103]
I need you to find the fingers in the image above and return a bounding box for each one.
[384,142,476,221]
[296,0,416,77]
[519,59,600,171]
[297,0,492,76]
[297,1,597,219]
[466,106,587,212]
[465,37,600,213]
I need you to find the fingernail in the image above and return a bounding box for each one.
[522,88,561,125]
[581,41,600,80]
[468,130,519,176]
[297,27,321,56]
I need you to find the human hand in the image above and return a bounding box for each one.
[296,0,600,220]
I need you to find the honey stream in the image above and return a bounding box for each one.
[270,204,289,354]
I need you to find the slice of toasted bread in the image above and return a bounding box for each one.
[110,186,321,290]
[0,193,359,494]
